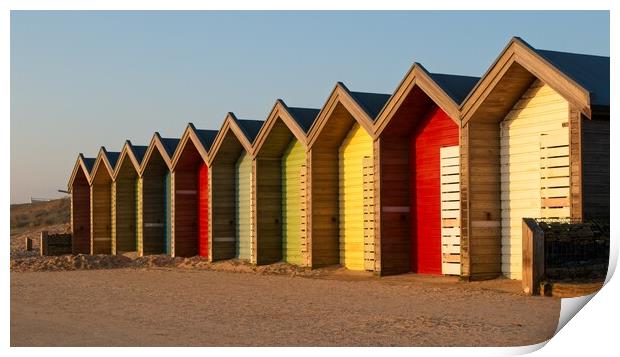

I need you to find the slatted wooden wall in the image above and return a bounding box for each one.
[71,171,91,254]
[198,163,209,257]
[309,103,366,268]
[171,170,199,257]
[90,171,112,254]
[440,146,461,275]
[299,163,309,266]
[582,115,610,219]
[499,80,569,279]
[210,162,237,260]
[112,160,138,254]
[280,139,306,266]
[165,171,172,254]
[376,136,411,275]
[255,156,283,264]
[139,154,167,255]
[338,123,374,271]
[236,151,253,261]
[135,177,141,254]
[362,156,376,271]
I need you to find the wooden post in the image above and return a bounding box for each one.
[40,231,49,256]
[522,219,545,295]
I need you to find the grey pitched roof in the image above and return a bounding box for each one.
[287,107,320,133]
[195,129,219,152]
[160,138,180,158]
[427,72,480,104]
[349,91,391,119]
[131,145,148,164]
[83,158,95,173]
[105,151,120,168]
[534,48,610,107]
[235,119,264,143]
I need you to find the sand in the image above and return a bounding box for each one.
[10,268,560,347]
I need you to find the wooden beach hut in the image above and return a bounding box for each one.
[169,123,218,257]
[137,133,179,256]
[89,147,120,254]
[373,63,479,276]
[252,100,320,266]
[67,153,95,254]
[110,140,147,255]
[460,37,610,280]
[306,83,390,271]
[207,113,263,263]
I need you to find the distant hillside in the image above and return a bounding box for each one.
[10,198,70,236]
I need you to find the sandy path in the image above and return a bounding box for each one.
[11,269,559,346]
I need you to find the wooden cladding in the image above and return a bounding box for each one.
[91,180,112,255]
[138,152,168,256]
[581,114,610,219]
[69,38,608,283]
[236,151,253,261]
[71,170,91,254]
[171,169,199,257]
[339,123,375,271]
[499,81,569,279]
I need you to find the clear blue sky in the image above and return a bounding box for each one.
[10,11,609,204]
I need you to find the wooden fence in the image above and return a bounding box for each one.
[522,219,609,295]
[40,231,73,256]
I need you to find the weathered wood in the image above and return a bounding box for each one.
[139,149,168,256]
[581,114,610,219]
[70,160,91,255]
[522,218,545,295]
[40,231,72,256]
[462,38,592,125]
[112,156,138,255]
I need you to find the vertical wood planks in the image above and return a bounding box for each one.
[90,179,112,255]
[71,172,91,254]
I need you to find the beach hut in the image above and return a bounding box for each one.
[208,113,263,262]
[460,37,610,280]
[169,123,218,257]
[110,140,147,255]
[373,63,479,276]
[306,83,390,271]
[89,147,120,254]
[252,100,320,265]
[137,133,179,256]
[67,153,95,254]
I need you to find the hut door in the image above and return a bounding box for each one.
[439,146,461,275]
[235,151,253,261]
[339,123,373,271]
[362,156,375,271]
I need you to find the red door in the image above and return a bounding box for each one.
[410,107,459,274]
[198,163,209,257]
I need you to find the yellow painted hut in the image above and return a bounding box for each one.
[306,82,390,272]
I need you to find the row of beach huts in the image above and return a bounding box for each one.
[67,37,610,281]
